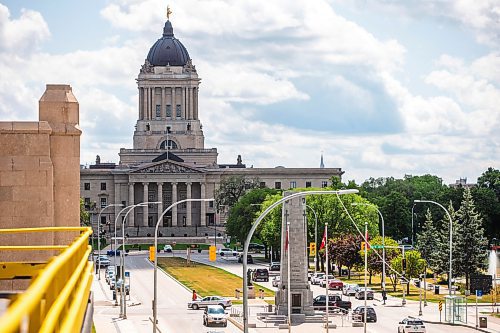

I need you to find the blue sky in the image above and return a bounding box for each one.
[0,0,498,185]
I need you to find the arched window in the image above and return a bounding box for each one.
[160,140,178,149]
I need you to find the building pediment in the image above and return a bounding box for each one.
[131,160,203,174]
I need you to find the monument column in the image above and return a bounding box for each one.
[171,182,178,226]
[157,182,163,224]
[200,183,206,226]
[128,183,135,226]
[186,182,192,226]
[143,182,149,226]
[114,183,121,223]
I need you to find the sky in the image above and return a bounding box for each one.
[0,0,498,185]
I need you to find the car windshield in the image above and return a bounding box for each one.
[208,307,225,314]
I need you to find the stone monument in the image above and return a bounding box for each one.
[275,192,314,321]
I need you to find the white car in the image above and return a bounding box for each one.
[188,296,232,310]
[319,275,335,287]
[163,244,173,252]
[97,255,110,267]
[272,276,281,287]
[398,317,426,333]
[343,283,359,296]
[310,273,325,285]
[218,248,237,257]
[203,305,228,327]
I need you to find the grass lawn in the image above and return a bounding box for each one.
[339,273,498,303]
[157,257,274,298]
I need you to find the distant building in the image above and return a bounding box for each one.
[80,18,343,237]
[449,177,476,189]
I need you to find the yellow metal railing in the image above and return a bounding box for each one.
[0,227,93,333]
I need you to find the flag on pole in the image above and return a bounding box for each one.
[319,225,327,250]
[285,225,289,251]
[365,229,370,250]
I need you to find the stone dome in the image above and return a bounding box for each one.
[146,20,190,66]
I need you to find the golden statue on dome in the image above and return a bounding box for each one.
[166,5,172,20]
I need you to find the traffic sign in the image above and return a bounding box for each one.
[371,245,384,249]
[125,271,130,277]
[476,289,483,299]
[439,301,442,312]
[209,245,216,261]
[149,246,155,261]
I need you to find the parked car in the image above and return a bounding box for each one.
[203,305,228,327]
[97,255,110,267]
[252,268,269,282]
[319,275,335,287]
[105,267,115,284]
[218,248,237,256]
[355,288,374,300]
[343,283,359,296]
[398,317,426,333]
[109,277,116,290]
[269,262,280,271]
[237,254,253,264]
[163,244,173,252]
[272,276,281,287]
[328,279,344,290]
[248,243,265,252]
[311,272,325,285]
[188,296,232,310]
[312,294,351,311]
[352,306,377,322]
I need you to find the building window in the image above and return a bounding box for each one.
[156,105,161,118]
[275,182,281,189]
[84,183,90,190]
[305,181,312,188]
[160,140,178,149]
[100,216,106,224]
[176,104,181,118]
[290,181,296,189]
[100,182,106,191]
[179,191,187,208]
[166,105,172,117]
[259,182,266,188]
[321,181,328,188]
[100,197,107,208]
[121,201,126,207]
[209,201,214,208]
[84,197,91,209]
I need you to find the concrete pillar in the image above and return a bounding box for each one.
[171,182,178,226]
[188,87,192,120]
[193,88,198,120]
[200,183,206,226]
[186,182,192,226]
[157,182,163,225]
[138,87,143,120]
[143,182,149,227]
[172,87,176,118]
[114,183,121,223]
[39,84,81,245]
[181,87,186,119]
[128,183,135,226]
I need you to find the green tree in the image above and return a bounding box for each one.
[259,193,284,261]
[416,209,440,277]
[359,235,399,285]
[390,250,426,293]
[477,167,500,197]
[330,234,363,278]
[214,175,260,209]
[455,188,489,289]
[80,198,90,226]
[225,188,278,244]
[434,202,460,279]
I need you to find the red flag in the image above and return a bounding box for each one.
[319,226,327,250]
[285,227,289,251]
[365,229,370,250]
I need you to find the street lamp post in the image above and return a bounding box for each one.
[352,203,386,303]
[304,204,319,273]
[241,189,359,333]
[411,204,416,247]
[414,200,453,296]
[153,198,214,333]
[97,203,124,280]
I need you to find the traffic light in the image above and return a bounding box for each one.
[402,258,407,270]
[361,242,366,251]
[209,245,216,261]
[149,246,155,261]
[309,242,316,257]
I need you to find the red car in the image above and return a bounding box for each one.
[328,279,344,290]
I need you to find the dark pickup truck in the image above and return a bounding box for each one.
[313,294,352,311]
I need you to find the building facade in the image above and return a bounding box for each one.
[80,19,343,238]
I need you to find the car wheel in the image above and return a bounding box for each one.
[223,322,227,327]
[192,304,199,310]
[220,253,224,256]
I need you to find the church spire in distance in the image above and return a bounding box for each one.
[320,152,324,168]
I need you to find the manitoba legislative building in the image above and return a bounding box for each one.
[80,18,343,238]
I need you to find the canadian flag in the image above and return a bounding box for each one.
[365,229,370,250]
[285,227,289,251]
[319,225,327,250]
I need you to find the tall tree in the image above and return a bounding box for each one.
[434,202,460,280]
[455,188,489,289]
[259,193,284,261]
[330,234,363,278]
[416,209,440,276]
[359,235,399,284]
[214,175,260,209]
[390,250,426,293]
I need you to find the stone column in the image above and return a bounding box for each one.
[143,182,149,227]
[160,87,164,118]
[200,183,206,226]
[172,87,176,118]
[171,182,178,226]
[181,87,186,119]
[186,182,192,226]
[138,87,143,120]
[193,88,198,120]
[157,182,163,225]
[187,87,192,120]
[114,183,121,223]
[128,183,135,226]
